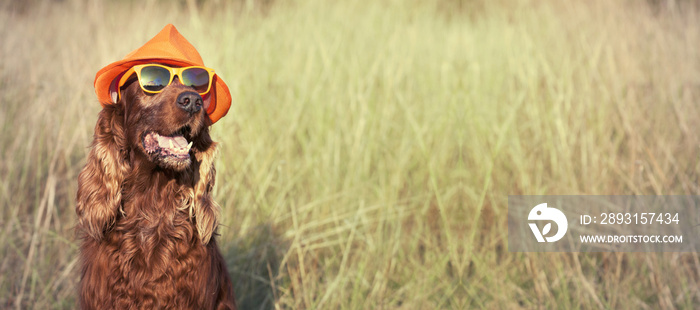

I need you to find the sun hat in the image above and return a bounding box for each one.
[94,24,231,124]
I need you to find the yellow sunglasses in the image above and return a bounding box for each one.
[118,64,215,100]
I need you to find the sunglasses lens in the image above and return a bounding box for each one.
[181,68,211,93]
[139,66,171,92]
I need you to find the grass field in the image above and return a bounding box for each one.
[1,0,700,308]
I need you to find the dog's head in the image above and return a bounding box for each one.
[76,66,222,243]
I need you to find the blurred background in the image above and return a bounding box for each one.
[1,0,699,308]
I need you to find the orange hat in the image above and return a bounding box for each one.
[94,24,231,124]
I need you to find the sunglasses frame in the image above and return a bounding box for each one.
[117,64,215,100]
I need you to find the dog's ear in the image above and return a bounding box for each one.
[191,140,221,245]
[76,104,129,241]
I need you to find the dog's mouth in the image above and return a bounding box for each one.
[142,126,193,168]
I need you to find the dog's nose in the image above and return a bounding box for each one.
[176,91,203,115]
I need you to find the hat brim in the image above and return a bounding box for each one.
[95,57,231,124]
[208,75,230,124]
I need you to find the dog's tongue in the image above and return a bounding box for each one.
[156,135,190,156]
[157,135,188,150]
[144,132,192,157]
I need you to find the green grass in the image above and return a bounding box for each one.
[1,0,700,308]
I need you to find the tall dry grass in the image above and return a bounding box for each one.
[1,0,700,309]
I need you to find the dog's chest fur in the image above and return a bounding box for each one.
[91,176,211,307]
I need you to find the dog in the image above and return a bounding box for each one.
[76,25,236,309]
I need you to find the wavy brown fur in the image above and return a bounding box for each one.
[76,80,236,309]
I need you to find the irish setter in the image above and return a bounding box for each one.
[76,75,236,309]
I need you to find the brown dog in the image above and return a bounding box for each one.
[75,74,236,309]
